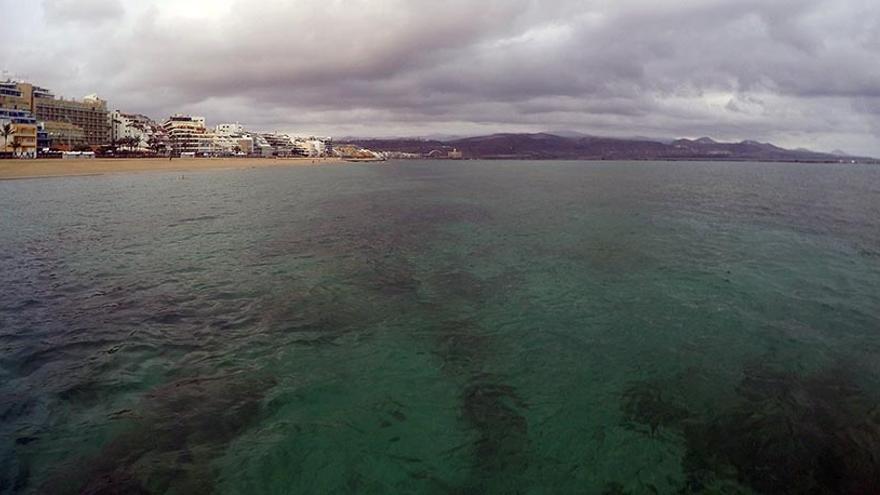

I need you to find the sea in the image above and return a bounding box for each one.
[1,160,879,494]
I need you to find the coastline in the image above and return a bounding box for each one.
[0,157,346,181]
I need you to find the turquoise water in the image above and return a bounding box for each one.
[1,160,879,494]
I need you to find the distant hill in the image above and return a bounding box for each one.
[346,133,876,163]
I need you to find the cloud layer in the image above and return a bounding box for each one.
[1,0,878,154]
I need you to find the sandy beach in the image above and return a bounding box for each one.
[0,157,346,180]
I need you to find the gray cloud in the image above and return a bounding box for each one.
[1,0,878,154]
[42,0,125,24]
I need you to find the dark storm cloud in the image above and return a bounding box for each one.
[1,0,878,154]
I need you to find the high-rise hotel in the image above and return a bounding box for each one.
[0,80,110,150]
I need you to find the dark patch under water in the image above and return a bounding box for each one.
[623,363,880,494]
[42,372,276,495]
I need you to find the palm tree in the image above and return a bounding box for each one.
[1,122,15,154]
[119,136,134,154]
[148,135,164,155]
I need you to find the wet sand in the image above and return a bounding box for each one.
[0,157,346,180]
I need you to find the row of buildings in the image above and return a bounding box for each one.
[0,79,335,159]
[161,117,334,158]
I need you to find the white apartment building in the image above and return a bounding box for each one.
[111,111,168,152]
[247,133,274,157]
[163,115,214,155]
[215,123,245,136]
[293,136,333,157]
[212,134,254,155]
[213,123,254,155]
[261,133,297,156]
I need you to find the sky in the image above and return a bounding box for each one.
[1,0,879,155]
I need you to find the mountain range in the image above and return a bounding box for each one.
[347,133,876,162]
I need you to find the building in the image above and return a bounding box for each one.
[214,123,254,155]
[215,123,245,136]
[211,134,253,155]
[0,108,38,157]
[43,121,87,149]
[35,93,110,148]
[248,133,274,157]
[261,133,296,156]
[163,115,215,155]
[111,111,169,152]
[234,136,254,155]
[36,123,50,151]
[0,80,49,111]
[1,81,110,149]
[292,136,333,157]
[1,81,48,155]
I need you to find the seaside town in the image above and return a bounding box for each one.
[1,78,870,167]
[0,79,390,161]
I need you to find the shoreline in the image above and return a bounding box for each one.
[0,157,346,181]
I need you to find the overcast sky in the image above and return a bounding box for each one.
[1,0,878,154]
